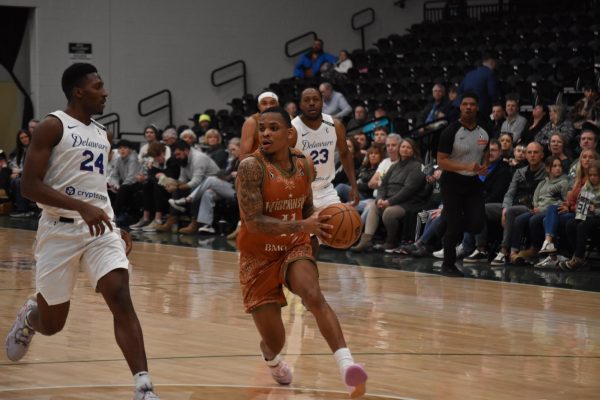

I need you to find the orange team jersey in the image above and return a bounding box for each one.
[237,149,312,259]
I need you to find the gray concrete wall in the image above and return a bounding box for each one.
[0,0,424,133]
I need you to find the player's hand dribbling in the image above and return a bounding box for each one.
[78,202,113,236]
[303,213,333,239]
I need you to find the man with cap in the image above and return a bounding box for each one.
[196,113,212,137]
[240,91,297,158]
[108,139,142,226]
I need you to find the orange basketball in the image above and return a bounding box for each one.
[318,203,362,249]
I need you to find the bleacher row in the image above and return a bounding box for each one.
[201,8,599,140]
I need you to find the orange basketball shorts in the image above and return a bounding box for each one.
[239,243,315,313]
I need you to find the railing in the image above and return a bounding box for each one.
[284,31,318,58]
[423,0,506,22]
[95,112,121,138]
[351,8,375,51]
[210,60,247,97]
[138,89,172,127]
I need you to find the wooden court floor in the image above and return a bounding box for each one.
[0,227,599,399]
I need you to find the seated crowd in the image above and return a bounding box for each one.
[3,46,600,273]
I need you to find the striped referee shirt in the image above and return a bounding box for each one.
[438,121,489,176]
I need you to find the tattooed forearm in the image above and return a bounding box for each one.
[237,157,305,235]
[302,188,315,220]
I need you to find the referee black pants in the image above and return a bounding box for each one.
[440,173,485,266]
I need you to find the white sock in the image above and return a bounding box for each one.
[334,347,354,376]
[263,353,282,367]
[133,371,153,391]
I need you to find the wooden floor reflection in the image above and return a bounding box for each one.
[0,227,599,400]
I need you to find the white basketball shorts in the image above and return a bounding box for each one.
[34,213,129,305]
[312,183,341,211]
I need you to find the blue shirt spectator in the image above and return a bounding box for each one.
[293,39,337,79]
[458,55,499,118]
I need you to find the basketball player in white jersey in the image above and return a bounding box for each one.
[293,87,359,253]
[4,63,159,400]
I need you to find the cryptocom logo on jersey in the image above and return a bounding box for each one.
[65,185,107,201]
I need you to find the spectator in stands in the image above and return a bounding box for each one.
[458,53,499,118]
[351,138,427,252]
[508,156,570,264]
[293,38,337,79]
[372,104,395,133]
[397,203,443,257]
[162,127,178,148]
[490,102,505,139]
[336,144,382,214]
[9,129,33,217]
[490,142,547,265]
[507,143,527,171]
[534,148,599,267]
[570,84,600,129]
[108,140,142,227]
[448,86,459,103]
[170,171,236,235]
[353,131,370,157]
[180,129,200,149]
[368,133,401,194]
[560,160,600,270]
[373,104,388,120]
[501,95,527,144]
[372,127,388,149]
[284,101,298,119]
[346,105,368,131]
[334,50,353,74]
[225,137,241,179]
[418,83,456,128]
[320,82,352,119]
[535,104,575,149]
[521,104,549,145]
[240,91,284,157]
[154,140,221,232]
[195,113,212,137]
[27,118,38,135]
[202,129,228,169]
[498,132,513,160]
[332,137,363,187]
[548,133,571,172]
[130,142,176,232]
[463,139,513,262]
[568,128,598,179]
[139,125,167,162]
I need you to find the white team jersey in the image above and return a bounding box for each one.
[39,111,114,220]
[293,113,337,192]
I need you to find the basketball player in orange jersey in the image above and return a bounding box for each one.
[239,91,298,158]
[4,63,159,400]
[231,92,299,239]
[236,106,368,398]
[293,87,359,255]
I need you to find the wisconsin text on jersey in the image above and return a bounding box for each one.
[264,196,307,213]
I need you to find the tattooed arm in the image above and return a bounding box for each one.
[237,157,331,237]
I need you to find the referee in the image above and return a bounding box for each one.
[437,92,490,276]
